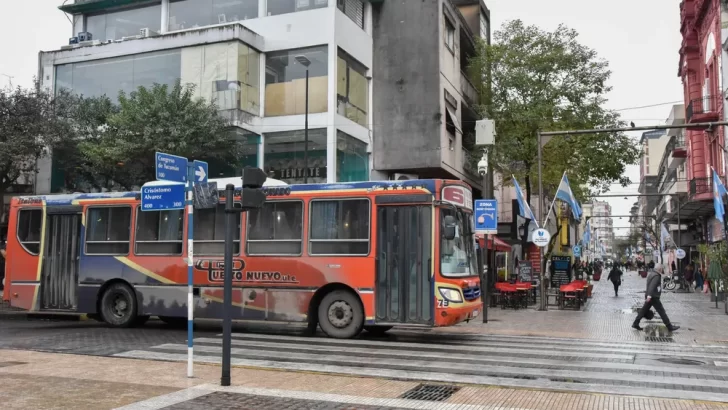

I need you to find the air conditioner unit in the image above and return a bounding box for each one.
[393,173,418,181]
[139,28,159,37]
[77,31,92,42]
[68,36,79,45]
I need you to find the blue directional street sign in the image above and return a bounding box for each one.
[573,245,582,258]
[474,199,498,234]
[156,152,188,183]
[140,183,186,211]
[192,160,208,184]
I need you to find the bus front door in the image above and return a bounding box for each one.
[39,211,82,311]
[375,205,433,324]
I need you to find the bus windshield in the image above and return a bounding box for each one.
[440,207,478,278]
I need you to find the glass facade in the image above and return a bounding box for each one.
[168,0,259,31]
[86,4,162,41]
[265,46,328,117]
[55,49,181,99]
[263,129,327,184]
[336,49,368,127]
[181,42,260,114]
[267,0,328,16]
[336,131,368,182]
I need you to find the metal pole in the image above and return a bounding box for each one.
[185,165,195,378]
[303,68,309,184]
[537,130,546,311]
[677,197,681,279]
[482,158,489,324]
[221,183,235,386]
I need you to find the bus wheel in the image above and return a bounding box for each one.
[318,290,364,339]
[99,283,138,328]
[364,325,392,335]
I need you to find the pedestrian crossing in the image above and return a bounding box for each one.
[114,330,728,402]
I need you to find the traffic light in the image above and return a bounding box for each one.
[239,166,267,210]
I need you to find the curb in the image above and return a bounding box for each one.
[0,310,89,321]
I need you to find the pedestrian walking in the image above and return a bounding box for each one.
[607,264,622,297]
[632,264,680,331]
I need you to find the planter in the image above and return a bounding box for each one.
[639,270,647,278]
[592,273,601,281]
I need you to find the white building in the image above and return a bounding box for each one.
[34,0,490,194]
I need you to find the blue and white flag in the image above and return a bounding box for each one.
[556,172,582,220]
[713,168,726,223]
[583,219,591,246]
[660,222,672,251]
[512,175,538,226]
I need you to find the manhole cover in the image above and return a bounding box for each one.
[645,336,674,343]
[400,384,461,402]
[655,358,705,366]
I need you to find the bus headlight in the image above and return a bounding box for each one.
[439,287,463,303]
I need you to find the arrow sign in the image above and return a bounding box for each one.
[193,160,208,183]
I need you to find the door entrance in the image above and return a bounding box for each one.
[375,205,433,324]
[40,213,82,311]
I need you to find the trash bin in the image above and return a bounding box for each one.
[592,273,601,281]
[639,270,647,278]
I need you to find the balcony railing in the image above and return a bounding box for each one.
[686,95,718,123]
[689,177,712,198]
[460,71,478,106]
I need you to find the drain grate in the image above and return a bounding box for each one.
[400,384,461,402]
[656,357,705,366]
[645,336,674,343]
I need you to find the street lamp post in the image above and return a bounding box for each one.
[295,55,311,183]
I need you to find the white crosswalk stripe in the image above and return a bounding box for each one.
[114,331,728,402]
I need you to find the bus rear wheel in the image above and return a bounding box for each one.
[318,290,364,339]
[99,283,138,328]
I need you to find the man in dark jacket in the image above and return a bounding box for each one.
[632,264,680,331]
[607,265,622,297]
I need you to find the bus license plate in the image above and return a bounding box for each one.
[472,309,479,318]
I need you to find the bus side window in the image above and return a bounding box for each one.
[135,208,183,255]
[246,201,303,255]
[17,209,43,255]
[85,207,131,255]
[309,199,369,256]
[194,204,240,255]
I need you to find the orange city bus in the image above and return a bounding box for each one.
[3,178,481,338]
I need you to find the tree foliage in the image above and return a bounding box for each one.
[469,20,640,204]
[0,84,76,211]
[55,82,245,191]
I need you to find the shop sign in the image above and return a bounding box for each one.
[272,166,327,180]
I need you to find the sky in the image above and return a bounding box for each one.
[0,0,685,237]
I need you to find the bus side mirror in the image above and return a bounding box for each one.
[443,215,456,240]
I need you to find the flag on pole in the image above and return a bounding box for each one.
[512,175,538,226]
[713,168,726,223]
[660,222,672,251]
[556,173,582,219]
[583,219,591,247]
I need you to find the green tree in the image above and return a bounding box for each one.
[0,84,76,211]
[59,82,245,190]
[469,20,639,204]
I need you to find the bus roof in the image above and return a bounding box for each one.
[15,179,457,206]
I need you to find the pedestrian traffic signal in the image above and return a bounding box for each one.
[239,166,267,210]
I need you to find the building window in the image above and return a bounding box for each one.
[444,17,455,51]
[55,49,181,99]
[85,4,162,41]
[85,207,132,255]
[309,199,369,255]
[135,209,184,255]
[337,0,364,28]
[336,50,368,127]
[479,12,488,41]
[180,42,260,114]
[246,201,304,255]
[336,131,368,182]
[17,209,42,255]
[267,0,328,16]
[169,0,259,31]
[194,204,240,255]
[263,129,327,184]
[265,46,328,117]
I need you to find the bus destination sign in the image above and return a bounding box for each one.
[441,185,473,210]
